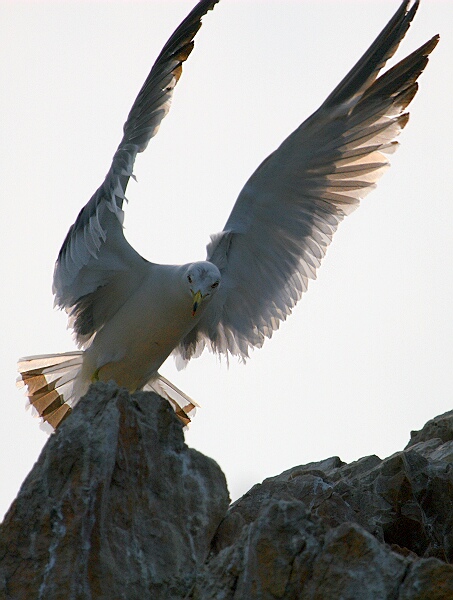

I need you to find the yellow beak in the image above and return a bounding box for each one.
[192,290,203,317]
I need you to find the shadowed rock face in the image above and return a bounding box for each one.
[1,389,452,600]
[0,384,230,600]
[197,410,453,599]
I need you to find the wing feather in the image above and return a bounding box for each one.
[52,1,219,347]
[175,1,438,365]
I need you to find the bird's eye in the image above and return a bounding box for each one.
[187,275,193,284]
[211,281,219,289]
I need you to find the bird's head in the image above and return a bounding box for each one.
[184,262,221,317]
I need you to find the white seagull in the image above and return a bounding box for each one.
[17,0,438,429]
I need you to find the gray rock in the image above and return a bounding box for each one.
[0,383,230,600]
[406,410,453,448]
[214,416,453,565]
[1,391,452,599]
[194,411,453,599]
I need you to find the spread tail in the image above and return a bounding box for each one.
[18,353,198,429]
[17,352,84,429]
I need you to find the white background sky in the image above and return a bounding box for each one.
[1,0,451,518]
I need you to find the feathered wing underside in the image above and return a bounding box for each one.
[175,0,438,365]
[52,0,219,347]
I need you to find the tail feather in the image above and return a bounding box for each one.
[17,352,83,373]
[27,388,61,414]
[17,352,84,428]
[144,374,198,427]
[18,353,198,429]
[45,403,72,429]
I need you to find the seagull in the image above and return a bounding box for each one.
[17,0,438,429]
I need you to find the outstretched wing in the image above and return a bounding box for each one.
[53,0,219,347]
[175,0,438,364]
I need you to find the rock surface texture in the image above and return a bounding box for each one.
[0,384,229,599]
[1,388,452,599]
[199,410,453,599]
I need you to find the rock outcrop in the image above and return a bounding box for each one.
[1,386,452,599]
[0,384,229,599]
[198,410,453,599]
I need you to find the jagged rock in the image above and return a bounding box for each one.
[1,392,452,599]
[194,411,453,599]
[0,383,230,600]
[406,409,453,448]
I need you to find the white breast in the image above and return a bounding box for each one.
[80,264,198,391]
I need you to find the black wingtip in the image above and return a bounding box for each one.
[358,32,439,108]
[321,0,427,110]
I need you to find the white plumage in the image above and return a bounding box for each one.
[17,0,438,429]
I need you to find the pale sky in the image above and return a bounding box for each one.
[1,0,452,518]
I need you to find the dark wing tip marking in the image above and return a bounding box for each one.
[322,0,422,110]
[122,0,220,153]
